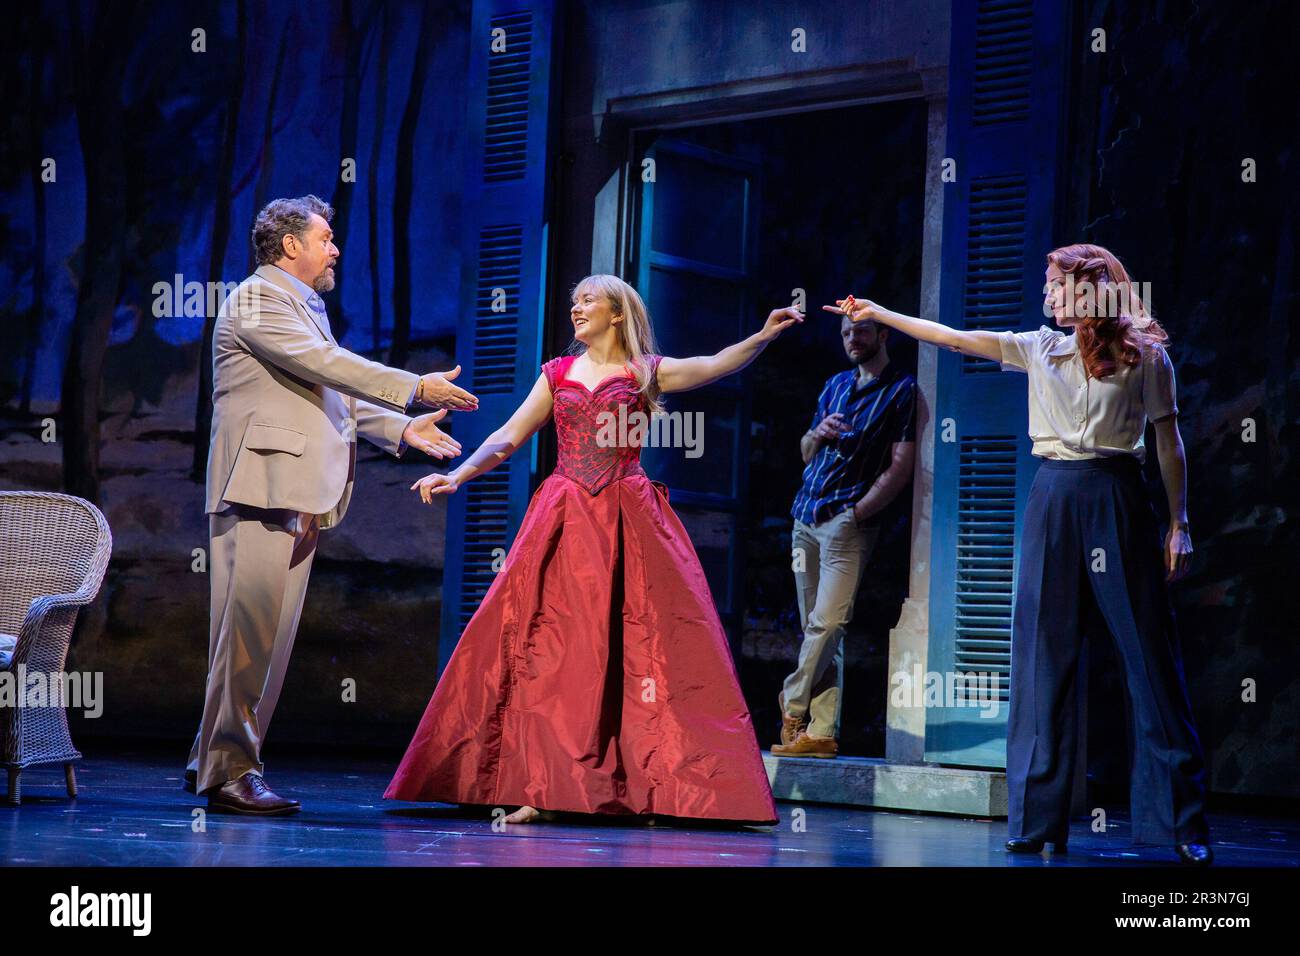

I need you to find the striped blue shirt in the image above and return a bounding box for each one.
[791,362,917,527]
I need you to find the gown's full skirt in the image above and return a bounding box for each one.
[384,472,779,825]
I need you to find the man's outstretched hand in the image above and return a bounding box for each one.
[417,365,479,410]
[402,410,463,460]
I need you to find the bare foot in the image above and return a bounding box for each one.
[503,805,541,824]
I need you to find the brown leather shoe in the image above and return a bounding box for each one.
[207,772,301,815]
[771,732,838,758]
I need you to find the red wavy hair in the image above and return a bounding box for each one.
[1046,243,1169,379]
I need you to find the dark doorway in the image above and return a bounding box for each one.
[628,97,928,756]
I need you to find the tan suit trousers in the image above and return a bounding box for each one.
[187,503,320,793]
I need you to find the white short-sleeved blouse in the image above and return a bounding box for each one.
[996,325,1177,464]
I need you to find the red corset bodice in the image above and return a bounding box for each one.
[542,354,663,495]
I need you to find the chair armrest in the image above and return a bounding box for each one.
[6,589,100,670]
[25,588,100,622]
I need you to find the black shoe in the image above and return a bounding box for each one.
[1175,842,1214,866]
[182,769,197,794]
[1006,837,1068,854]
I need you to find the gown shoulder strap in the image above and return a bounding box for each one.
[542,355,577,392]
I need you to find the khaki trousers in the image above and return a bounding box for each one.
[783,509,879,739]
[187,503,320,793]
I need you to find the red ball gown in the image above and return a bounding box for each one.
[385,354,778,824]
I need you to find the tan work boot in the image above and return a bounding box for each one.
[771,731,838,758]
[778,692,807,746]
[780,712,806,747]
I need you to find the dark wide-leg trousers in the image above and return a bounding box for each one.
[1006,456,1209,846]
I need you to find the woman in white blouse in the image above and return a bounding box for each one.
[826,243,1212,866]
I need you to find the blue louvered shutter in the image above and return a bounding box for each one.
[925,0,1071,765]
[439,1,558,675]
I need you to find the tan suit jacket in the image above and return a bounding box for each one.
[205,264,419,529]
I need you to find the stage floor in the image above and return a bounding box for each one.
[4,749,1296,867]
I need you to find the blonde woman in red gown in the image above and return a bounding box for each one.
[385,274,802,825]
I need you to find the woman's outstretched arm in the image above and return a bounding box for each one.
[824,297,1004,364]
[412,374,554,501]
[656,307,804,394]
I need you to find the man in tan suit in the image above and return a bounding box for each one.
[185,195,475,814]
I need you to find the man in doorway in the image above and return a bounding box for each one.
[773,311,916,757]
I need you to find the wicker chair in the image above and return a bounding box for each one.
[0,491,112,805]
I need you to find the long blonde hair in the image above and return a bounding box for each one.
[567,274,664,413]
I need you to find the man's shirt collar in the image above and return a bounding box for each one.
[270,264,318,304]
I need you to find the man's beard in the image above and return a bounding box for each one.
[313,265,336,293]
[851,342,880,364]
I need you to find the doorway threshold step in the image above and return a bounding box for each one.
[763,754,1007,818]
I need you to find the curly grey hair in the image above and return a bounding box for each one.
[252,195,334,266]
